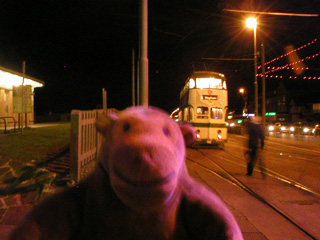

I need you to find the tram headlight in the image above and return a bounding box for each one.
[196,129,201,139]
[217,130,222,139]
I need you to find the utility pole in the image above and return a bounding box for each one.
[21,61,26,133]
[102,88,107,111]
[254,26,258,116]
[246,17,258,116]
[138,0,149,106]
[132,48,136,106]
[261,44,266,127]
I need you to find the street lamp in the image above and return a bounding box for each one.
[246,17,258,116]
[239,88,247,115]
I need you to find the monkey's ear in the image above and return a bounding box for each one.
[178,122,196,147]
[96,112,118,135]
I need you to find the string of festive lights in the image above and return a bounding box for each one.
[257,38,318,69]
[260,50,320,75]
[258,74,320,79]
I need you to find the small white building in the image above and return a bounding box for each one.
[0,66,44,128]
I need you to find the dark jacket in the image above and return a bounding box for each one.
[248,122,265,149]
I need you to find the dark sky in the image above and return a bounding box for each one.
[0,0,319,115]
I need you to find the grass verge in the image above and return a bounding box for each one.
[0,123,71,197]
[0,123,70,161]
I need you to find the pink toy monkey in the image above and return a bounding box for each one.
[10,106,243,240]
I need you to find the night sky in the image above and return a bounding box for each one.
[0,0,319,115]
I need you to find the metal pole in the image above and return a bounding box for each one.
[132,48,136,106]
[254,27,258,116]
[21,61,26,133]
[137,61,140,105]
[102,88,107,111]
[138,0,149,106]
[261,44,266,127]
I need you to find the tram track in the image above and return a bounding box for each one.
[186,148,318,240]
[230,134,320,166]
[222,148,320,197]
[224,137,320,194]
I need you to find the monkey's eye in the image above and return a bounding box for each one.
[123,122,131,133]
[163,127,170,137]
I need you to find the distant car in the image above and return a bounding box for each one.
[294,122,314,135]
[268,122,295,133]
[312,124,320,136]
[227,118,244,134]
[268,122,281,132]
[279,123,295,133]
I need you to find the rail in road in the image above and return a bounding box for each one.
[186,135,320,240]
[230,133,320,193]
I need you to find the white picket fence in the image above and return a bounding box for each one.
[70,109,104,182]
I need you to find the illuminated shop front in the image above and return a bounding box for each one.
[0,66,44,127]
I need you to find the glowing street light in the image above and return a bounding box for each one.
[239,88,247,115]
[246,17,257,29]
[246,17,258,116]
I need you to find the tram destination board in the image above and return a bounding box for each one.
[202,95,218,100]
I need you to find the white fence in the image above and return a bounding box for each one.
[70,109,104,182]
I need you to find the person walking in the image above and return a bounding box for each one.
[246,117,265,176]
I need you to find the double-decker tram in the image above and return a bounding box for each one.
[177,71,228,148]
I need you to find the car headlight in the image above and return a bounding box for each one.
[268,126,274,131]
[290,127,295,132]
[281,126,286,131]
[303,127,309,133]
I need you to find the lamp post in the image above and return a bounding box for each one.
[239,88,247,115]
[246,17,258,116]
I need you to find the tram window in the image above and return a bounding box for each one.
[197,107,208,119]
[223,81,227,89]
[211,108,223,119]
[184,108,189,121]
[189,108,194,121]
[196,78,222,89]
[178,111,183,121]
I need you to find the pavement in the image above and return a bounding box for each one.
[0,128,317,240]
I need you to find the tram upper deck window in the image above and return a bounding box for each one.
[196,77,224,89]
[197,107,208,119]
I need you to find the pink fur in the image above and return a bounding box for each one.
[10,106,243,240]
